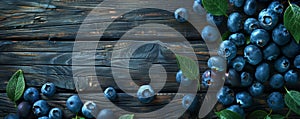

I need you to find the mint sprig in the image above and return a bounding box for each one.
[6,69,25,104]
[284,2,300,43]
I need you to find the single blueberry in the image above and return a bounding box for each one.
[225,69,241,87]
[244,45,263,65]
[201,25,221,43]
[227,12,243,32]
[236,91,253,108]
[202,70,214,88]
[269,74,284,89]
[229,33,246,47]
[230,0,244,7]
[24,87,40,104]
[272,24,291,46]
[226,105,245,118]
[244,18,260,34]
[263,42,280,60]
[207,56,227,72]
[206,13,224,26]
[284,70,299,85]
[82,101,99,118]
[267,92,285,111]
[268,1,284,14]
[274,56,290,73]
[294,55,300,69]
[244,0,257,15]
[137,85,155,104]
[176,70,193,86]
[104,87,117,101]
[182,94,199,112]
[66,94,83,113]
[49,108,63,119]
[255,63,270,83]
[249,82,264,97]
[250,29,270,47]
[41,82,56,97]
[4,113,20,119]
[33,100,50,117]
[258,9,279,30]
[96,109,115,119]
[174,8,188,23]
[230,56,246,71]
[240,72,253,87]
[281,39,300,58]
[217,86,235,105]
[17,101,31,118]
[218,40,237,61]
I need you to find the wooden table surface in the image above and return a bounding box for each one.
[0,0,299,119]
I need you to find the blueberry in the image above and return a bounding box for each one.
[201,25,221,43]
[284,70,299,85]
[281,39,300,58]
[104,87,117,101]
[274,56,290,73]
[269,74,284,89]
[4,113,20,119]
[249,82,264,97]
[41,82,56,97]
[294,55,300,69]
[206,13,224,26]
[230,0,244,7]
[218,40,237,61]
[195,0,202,5]
[96,109,115,119]
[267,92,285,111]
[17,101,31,118]
[38,116,49,119]
[263,42,280,60]
[250,29,270,47]
[202,70,214,88]
[226,105,245,117]
[244,0,257,15]
[244,18,260,34]
[229,33,246,47]
[33,100,50,117]
[258,9,279,30]
[240,72,253,87]
[174,8,188,23]
[66,94,83,113]
[182,94,199,112]
[24,87,40,104]
[82,101,98,118]
[272,24,291,46]
[255,63,270,83]
[137,85,155,104]
[217,86,235,105]
[230,56,246,71]
[227,12,243,32]
[193,0,205,16]
[244,45,263,65]
[49,108,63,119]
[268,1,284,14]
[207,56,227,72]
[176,70,193,86]
[225,68,241,87]
[236,91,253,108]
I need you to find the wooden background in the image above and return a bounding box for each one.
[0,0,299,119]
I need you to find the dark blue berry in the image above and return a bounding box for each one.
[17,101,31,118]
[227,12,243,32]
[174,8,188,23]
[230,0,244,7]
[268,1,284,14]
[272,24,291,46]
[269,74,284,89]
[218,40,237,61]
[49,108,63,119]
[229,33,246,47]
[236,91,253,108]
[104,87,117,101]
[97,109,115,119]
[230,56,246,71]
[284,70,299,85]
[226,105,245,117]
[250,29,270,47]
[244,45,263,65]
[255,63,270,83]
[274,56,290,73]
[249,82,264,97]
[66,94,83,113]
[263,42,280,60]
[176,70,193,86]
[202,70,214,88]
[24,87,40,104]
[267,92,285,111]
[206,14,224,26]
[244,18,260,34]
[281,39,300,58]
[217,86,235,105]
[294,55,300,69]
[258,9,279,30]
[207,56,227,72]
[201,25,221,42]
[137,85,155,104]
[240,72,253,87]
[41,82,56,97]
[244,0,257,15]
[225,69,241,87]
[82,101,98,118]
[33,100,50,117]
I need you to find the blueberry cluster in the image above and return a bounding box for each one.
[204,0,300,118]
[175,0,300,118]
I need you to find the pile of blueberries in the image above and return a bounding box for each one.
[175,0,300,118]
[4,81,157,119]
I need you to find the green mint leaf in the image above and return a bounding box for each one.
[119,114,134,119]
[265,115,272,119]
[246,36,250,44]
[269,114,285,119]
[286,90,300,106]
[285,93,300,115]
[175,55,199,80]
[6,69,25,102]
[222,31,231,41]
[202,0,228,16]
[215,109,243,119]
[284,3,300,43]
[248,110,268,119]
